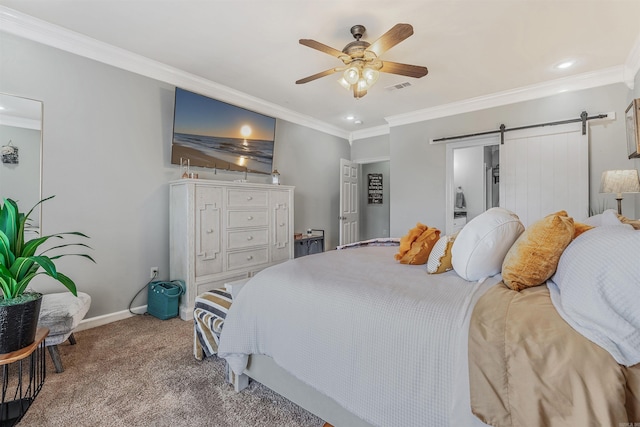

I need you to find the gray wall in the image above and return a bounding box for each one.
[0,32,349,319]
[274,121,350,250]
[351,134,389,161]
[387,84,637,236]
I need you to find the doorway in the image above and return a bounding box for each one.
[359,161,390,240]
[445,136,500,234]
[339,158,390,246]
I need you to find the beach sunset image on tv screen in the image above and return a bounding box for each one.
[171,88,276,174]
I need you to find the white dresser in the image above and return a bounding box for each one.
[170,179,294,319]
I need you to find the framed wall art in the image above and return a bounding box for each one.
[368,173,383,204]
[1,141,18,164]
[625,98,640,159]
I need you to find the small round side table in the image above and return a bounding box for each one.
[0,327,49,426]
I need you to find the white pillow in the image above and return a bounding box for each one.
[582,209,622,227]
[426,234,454,274]
[452,207,524,281]
[547,225,640,366]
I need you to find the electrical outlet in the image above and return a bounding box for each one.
[150,267,159,279]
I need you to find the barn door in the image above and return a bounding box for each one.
[499,123,589,227]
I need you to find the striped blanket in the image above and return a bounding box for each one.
[193,288,233,361]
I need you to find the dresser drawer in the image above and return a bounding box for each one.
[227,248,268,270]
[227,189,268,207]
[227,229,269,249]
[227,210,268,228]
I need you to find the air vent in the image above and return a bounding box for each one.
[385,82,412,91]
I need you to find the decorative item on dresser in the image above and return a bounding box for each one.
[169,179,294,320]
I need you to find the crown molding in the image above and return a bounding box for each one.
[2,6,638,143]
[351,124,390,141]
[0,6,349,140]
[385,66,626,128]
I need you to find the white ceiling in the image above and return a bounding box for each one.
[1,1,639,139]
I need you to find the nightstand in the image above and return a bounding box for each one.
[1,328,48,426]
[294,229,325,258]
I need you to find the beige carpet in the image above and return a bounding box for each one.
[18,314,325,426]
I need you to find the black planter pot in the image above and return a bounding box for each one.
[0,292,43,354]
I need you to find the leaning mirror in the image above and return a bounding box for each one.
[0,93,43,238]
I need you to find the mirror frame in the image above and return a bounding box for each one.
[0,92,43,232]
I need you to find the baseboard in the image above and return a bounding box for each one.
[75,305,148,332]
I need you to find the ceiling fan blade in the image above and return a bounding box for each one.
[296,68,341,84]
[380,61,428,78]
[366,23,414,57]
[299,39,348,59]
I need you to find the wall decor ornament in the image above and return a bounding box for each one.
[1,140,18,164]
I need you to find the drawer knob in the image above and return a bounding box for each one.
[206,229,214,234]
[246,236,253,241]
[279,222,285,227]
[247,216,253,220]
[246,255,253,260]
[247,196,253,201]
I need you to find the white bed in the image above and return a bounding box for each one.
[212,209,640,427]
[218,245,497,427]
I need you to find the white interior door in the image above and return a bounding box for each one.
[339,158,359,245]
[499,123,589,227]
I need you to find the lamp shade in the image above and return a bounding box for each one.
[362,67,380,86]
[600,170,640,196]
[343,67,360,85]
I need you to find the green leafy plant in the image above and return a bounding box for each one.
[0,196,94,302]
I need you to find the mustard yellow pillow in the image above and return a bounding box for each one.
[617,214,640,230]
[426,232,458,274]
[573,221,594,239]
[502,211,575,291]
[395,222,428,261]
[398,227,441,265]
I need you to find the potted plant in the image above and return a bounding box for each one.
[0,196,94,354]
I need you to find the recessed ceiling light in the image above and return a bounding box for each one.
[345,115,355,121]
[556,60,575,69]
[354,120,363,125]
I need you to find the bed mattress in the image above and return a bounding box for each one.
[218,246,498,427]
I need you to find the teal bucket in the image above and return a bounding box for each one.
[147,280,185,320]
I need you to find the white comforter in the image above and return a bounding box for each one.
[218,246,498,427]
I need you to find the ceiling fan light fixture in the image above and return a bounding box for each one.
[343,66,360,85]
[353,87,366,99]
[298,23,427,99]
[337,77,352,90]
[356,78,370,91]
[362,67,379,86]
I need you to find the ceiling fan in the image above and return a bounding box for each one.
[296,23,428,99]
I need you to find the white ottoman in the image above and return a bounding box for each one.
[37,292,91,373]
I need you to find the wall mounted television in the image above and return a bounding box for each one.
[171,87,276,175]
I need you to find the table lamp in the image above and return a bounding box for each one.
[599,169,640,215]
